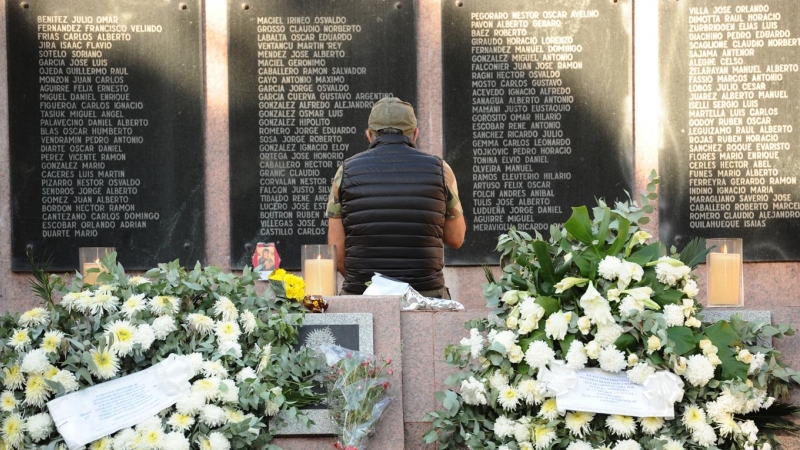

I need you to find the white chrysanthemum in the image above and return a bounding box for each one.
[219,340,243,359]
[565,411,594,437]
[518,442,534,450]
[91,293,121,315]
[236,367,258,383]
[168,412,195,432]
[112,428,137,449]
[240,310,257,334]
[60,292,82,311]
[532,424,557,449]
[606,415,637,437]
[19,307,50,328]
[27,412,54,441]
[187,313,215,335]
[218,379,239,403]
[566,441,594,450]
[460,376,488,405]
[598,255,622,280]
[617,260,644,290]
[459,328,485,359]
[627,362,656,384]
[1,413,25,448]
[517,378,543,405]
[176,391,206,415]
[537,398,559,421]
[134,416,161,434]
[162,432,191,450]
[150,295,180,316]
[716,412,739,437]
[24,374,52,407]
[52,369,80,393]
[89,436,113,449]
[90,348,119,380]
[595,324,624,347]
[135,324,156,350]
[513,417,531,442]
[493,415,515,439]
[8,328,31,351]
[105,320,137,355]
[489,371,509,391]
[264,400,280,417]
[141,427,165,449]
[545,310,571,340]
[40,330,65,353]
[199,404,227,427]
[682,404,706,431]
[691,422,717,447]
[519,297,546,322]
[684,354,715,387]
[663,304,685,327]
[599,346,627,373]
[193,377,221,401]
[639,416,664,435]
[565,341,588,370]
[682,279,699,298]
[585,340,601,359]
[120,293,148,318]
[208,431,231,450]
[619,296,644,317]
[614,439,642,450]
[127,276,150,287]
[215,321,241,343]
[201,360,229,379]
[491,330,517,354]
[21,349,51,374]
[152,315,177,340]
[655,258,691,287]
[497,385,520,411]
[213,296,239,321]
[524,340,555,371]
[0,391,17,412]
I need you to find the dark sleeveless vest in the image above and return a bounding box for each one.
[339,134,447,294]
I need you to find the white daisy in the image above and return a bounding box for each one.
[214,321,241,343]
[240,310,257,334]
[201,360,229,379]
[606,415,637,438]
[213,296,239,321]
[127,276,150,287]
[40,330,65,353]
[0,391,18,412]
[18,307,50,328]
[105,320,137,355]
[8,328,31,351]
[639,416,665,435]
[150,295,180,316]
[120,293,147,318]
[497,385,520,411]
[167,412,195,432]
[564,411,594,437]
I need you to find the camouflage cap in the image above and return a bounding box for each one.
[368,97,417,137]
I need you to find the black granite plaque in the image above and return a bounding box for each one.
[443,0,633,266]
[228,0,416,269]
[7,0,205,271]
[659,1,800,261]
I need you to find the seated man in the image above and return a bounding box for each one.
[326,97,466,298]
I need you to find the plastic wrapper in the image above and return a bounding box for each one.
[319,344,394,450]
[362,273,465,311]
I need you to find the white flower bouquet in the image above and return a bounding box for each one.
[425,172,800,450]
[0,255,322,449]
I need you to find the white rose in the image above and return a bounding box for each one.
[518,316,539,335]
[647,335,662,354]
[673,356,688,375]
[585,341,601,359]
[506,316,519,330]
[737,349,754,364]
[685,317,702,328]
[501,290,527,306]
[577,316,592,335]
[627,353,639,367]
[508,345,524,364]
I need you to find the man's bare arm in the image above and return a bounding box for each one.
[443,215,466,249]
[328,217,346,274]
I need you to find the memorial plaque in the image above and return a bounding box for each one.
[659,1,800,261]
[7,0,205,271]
[443,0,633,265]
[228,0,416,269]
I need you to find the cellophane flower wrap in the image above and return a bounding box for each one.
[320,344,394,450]
[425,172,800,450]
[0,255,322,449]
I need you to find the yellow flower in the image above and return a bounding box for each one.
[24,374,52,407]
[284,274,306,301]
[7,329,31,351]
[168,412,195,432]
[3,365,24,390]
[0,391,18,412]
[268,268,287,282]
[41,330,65,353]
[90,349,119,380]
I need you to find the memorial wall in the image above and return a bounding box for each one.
[659,0,800,261]
[442,0,633,265]
[6,0,205,270]
[227,0,415,269]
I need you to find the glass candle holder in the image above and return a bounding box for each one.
[706,238,743,307]
[79,247,115,285]
[302,244,337,296]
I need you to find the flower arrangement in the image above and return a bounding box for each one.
[0,255,322,449]
[425,172,800,450]
[268,268,307,302]
[320,344,394,450]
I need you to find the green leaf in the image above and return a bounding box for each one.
[606,216,631,257]
[666,326,696,355]
[627,243,664,266]
[614,333,637,352]
[535,296,560,315]
[679,237,711,269]
[564,206,595,246]
[559,334,576,355]
[532,241,557,287]
[705,320,742,348]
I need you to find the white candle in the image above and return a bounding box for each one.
[83,260,102,285]
[304,257,336,296]
[708,251,741,305]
